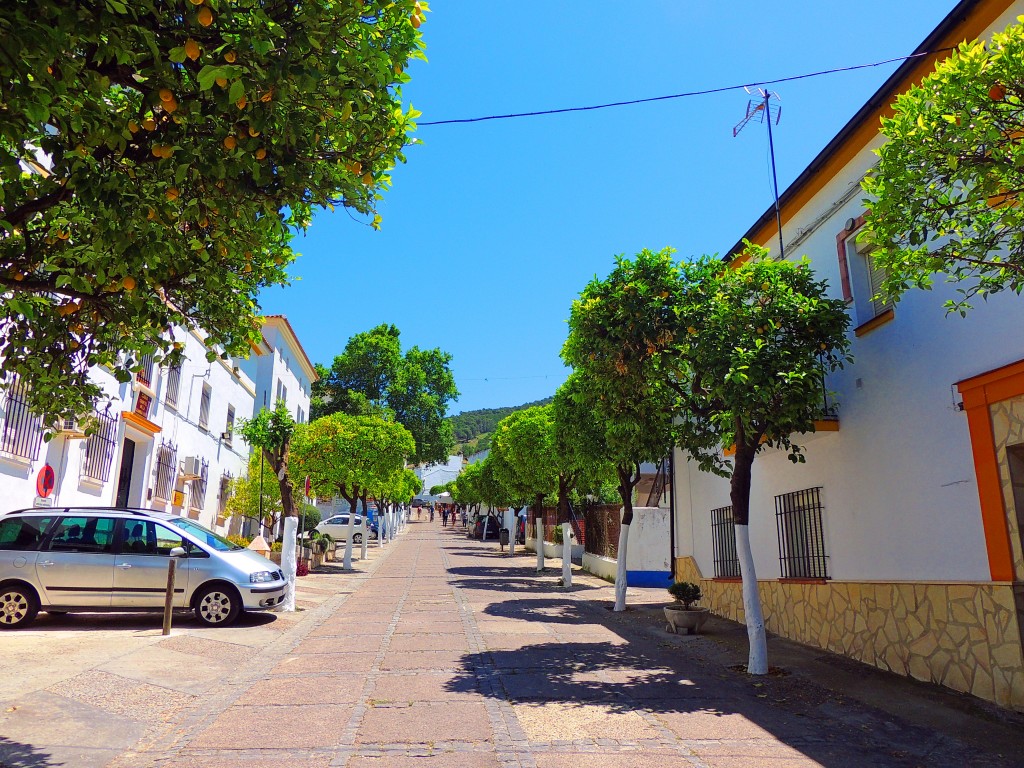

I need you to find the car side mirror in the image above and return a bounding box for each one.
[169,546,186,558]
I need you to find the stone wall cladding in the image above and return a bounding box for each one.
[675,556,1024,711]
[990,394,1024,580]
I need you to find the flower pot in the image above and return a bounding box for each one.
[663,605,709,635]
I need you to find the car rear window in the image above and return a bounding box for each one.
[0,516,54,551]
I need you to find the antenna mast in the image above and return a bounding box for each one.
[733,88,784,259]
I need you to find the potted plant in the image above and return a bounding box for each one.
[664,581,709,635]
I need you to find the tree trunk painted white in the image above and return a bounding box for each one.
[536,519,544,572]
[735,523,768,674]
[561,522,573,587]
[343,515,355,570]
[482,515,489,543]
[613,522,630,612]
[361,520,368,560]
[506,510,515,557]
[281,516,298,612]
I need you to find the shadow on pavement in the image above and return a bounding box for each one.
[25,610,279,632]
[0,736,63,767]
[446,638,1018,768]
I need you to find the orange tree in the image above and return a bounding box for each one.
[0,0,427,420]
[862,20,1024,312]
[489,405,556,536]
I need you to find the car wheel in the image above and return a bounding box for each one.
[193,584,241,627]
[353,533,363,544]
[0,584,39,629]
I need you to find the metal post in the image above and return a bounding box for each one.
[161,556,178,636]
[764,92,785,260]
[258,452,264,539]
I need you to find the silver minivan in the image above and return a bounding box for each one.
[0,507,287,629]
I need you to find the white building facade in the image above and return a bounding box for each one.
[671,0,1024,711]
[0,314,314,536]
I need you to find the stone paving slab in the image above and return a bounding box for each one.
[356,701,494,744]
[188,703,354,749]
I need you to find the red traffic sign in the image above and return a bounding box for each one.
[304,475,311,497]
[36,465,55,498]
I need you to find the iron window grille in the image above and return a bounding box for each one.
[135,353,156,389]
[218,471,233,515]
[81,409,118,482]
[0,378,44,461]
[164,363,182,410]
[153,441,178,501]
[190,458,209,510]
[775,486,830,579]
[711,505,740,578]
[198,384,211,430]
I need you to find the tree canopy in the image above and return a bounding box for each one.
[489,405,556,520]
[0,0,427,419]
[239,400,297,518]
[862,20,1024,312]
[311,324,457,464]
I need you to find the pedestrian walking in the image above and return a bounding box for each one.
[442,508,449,527]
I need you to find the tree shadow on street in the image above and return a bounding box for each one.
[0,737,63,768]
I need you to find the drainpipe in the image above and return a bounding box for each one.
[668,451,676,581]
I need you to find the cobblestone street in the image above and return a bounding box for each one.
[2,522,1022,768]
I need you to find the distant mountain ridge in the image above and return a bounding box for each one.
[448,396,553,454]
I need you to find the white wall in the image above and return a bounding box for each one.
[254,319,313,424]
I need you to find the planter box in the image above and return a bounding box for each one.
[663,605,709,635]
[582,552,618,582]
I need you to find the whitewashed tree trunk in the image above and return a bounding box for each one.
[482,515,489,543]
[343,515,355,570]
[361,521,368,560]
[506,510,515,557]
[561,522,572,587]
[281,516,298,612]
[613,522,630,612]
[736,523,768,674]
[536,519,544,572]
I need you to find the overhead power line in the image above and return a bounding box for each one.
[418,48,952,127]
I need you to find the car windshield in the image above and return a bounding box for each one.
[167,518,241,551]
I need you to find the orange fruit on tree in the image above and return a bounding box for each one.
[128,121,139,133]
[184,39,201,61]
[235,96,247,109]
[159,88,174,103]
[260,89,273,103]
[255,148,267,160]
[411,14,421,28]
[197,6,213,26]
[163,98,178,114]
[142,118,156,131]
[122,276,137,291]
[166,187,179,201]
[188,0,203,5]
[248,126,260,137]
[990,83,1007,101]
[361,171,373,185]
[215,77,228,88]
[224,51,237,63]
[223,136,237,150]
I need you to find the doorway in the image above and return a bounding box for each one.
[115,438,136,507]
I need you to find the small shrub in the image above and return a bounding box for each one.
[296,560,309,577]
[226,534,251,548]
[667,581,702,610]
[552,525,563,545]
[271,541,283,552]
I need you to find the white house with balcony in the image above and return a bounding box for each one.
[669,0,1024,711]
[0,314,315,536]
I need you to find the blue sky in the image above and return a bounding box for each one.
[261,0,960,414]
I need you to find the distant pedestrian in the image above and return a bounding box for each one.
[442,509,449,527]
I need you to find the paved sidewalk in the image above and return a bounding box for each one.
[2,521,1023,767]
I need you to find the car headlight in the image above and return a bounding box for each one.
[250,571,276,583]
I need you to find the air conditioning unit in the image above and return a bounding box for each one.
[57,418,87,439]
[180,456,202,479]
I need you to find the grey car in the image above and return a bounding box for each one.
[0,507,287,629]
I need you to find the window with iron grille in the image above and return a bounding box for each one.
[190,458,209,510]
[775,486,829,579]
[164,363,181,410]
[81,409,118,482]
[710,505,740,578]
[198,384,211,430]
[218,471,233,515]
[153,441,178,501]
[0,378,44,461]
[135,353,156,389]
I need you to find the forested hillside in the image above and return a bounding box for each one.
[448,396,553,453]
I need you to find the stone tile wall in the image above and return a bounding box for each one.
[990,394,1024,581]
[675,556,1024,711]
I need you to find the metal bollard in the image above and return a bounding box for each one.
[162,546,186,636]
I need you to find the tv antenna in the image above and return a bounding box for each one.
[733,88,784,259]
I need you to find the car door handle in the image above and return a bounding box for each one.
[116,563,132,569]
[38,560,54,567]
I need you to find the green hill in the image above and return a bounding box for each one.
[449,397,553,454]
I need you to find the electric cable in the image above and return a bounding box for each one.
[418,48,953,126]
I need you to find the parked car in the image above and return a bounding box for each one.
[470,514,502,541]
[315,514,371,544]
[0,507,287,629]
